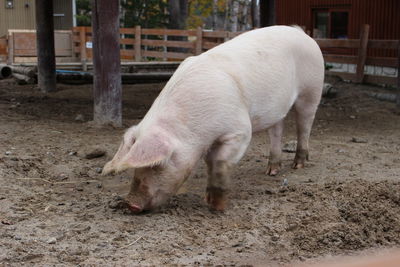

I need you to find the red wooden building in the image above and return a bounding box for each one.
[260,0,400,40]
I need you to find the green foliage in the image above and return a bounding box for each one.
[187,0,227,29]
[122,0,168,28]
[325,63,334,70]
[76,0,91,26]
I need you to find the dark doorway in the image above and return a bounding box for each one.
[260,0,275,27]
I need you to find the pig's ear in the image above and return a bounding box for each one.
[117,134,173,171]
[102,139,134,175]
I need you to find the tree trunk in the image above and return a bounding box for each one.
[223,0,230,31]
[212,0,218,30]
[91,0,122,127]
[251,0,260,28]
[168,0,188,29]
[35,0,56,92]
[168,0,188,52]
[230,0,239,32]
[241,2,249,31]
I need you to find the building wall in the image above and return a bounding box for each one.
[0,0,73,36]
[54,0,73,30]
[274,0,400,40]
[0,0,36,37]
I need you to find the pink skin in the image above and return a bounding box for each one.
[102,26,324,212]
[124,165,186,213]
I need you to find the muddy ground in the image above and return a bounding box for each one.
[0,77,399,266]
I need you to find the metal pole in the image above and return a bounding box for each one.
[35,0,57,92]
[91,0,122,127]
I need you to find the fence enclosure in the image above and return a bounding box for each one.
[6,30,74,64]
[0,25,398,86]
[72,25,399,86]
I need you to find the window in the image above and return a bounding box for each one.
[313,9,349,39]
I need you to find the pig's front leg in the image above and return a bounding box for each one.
[205,131,251,211]
[266,120,284,176]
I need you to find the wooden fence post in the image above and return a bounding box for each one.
[356,24,369,83]
[35,0,57,92]
[195,27,203,55]
[396,40,400,108]
[7,32,14,65]
[92,0,122,127]
[79,27,87,70]
[135,26,141,62]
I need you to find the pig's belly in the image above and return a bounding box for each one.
[249,97,296,133]
[250,114,283,133]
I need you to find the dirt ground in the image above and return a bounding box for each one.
[0,77,399,266]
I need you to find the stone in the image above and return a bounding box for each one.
[75,114,85,122]
[85,148,106,159]
[47,237,57,244]
[282,140,297,153]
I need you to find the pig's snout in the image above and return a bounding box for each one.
[127,203,143,213]
[124,195,152,214]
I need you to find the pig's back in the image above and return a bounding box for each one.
[148,26,323,140]
[201,26,324,130]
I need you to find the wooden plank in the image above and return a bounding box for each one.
[227,32,244,38]
[0,37,8,56]
[135,26,141,62]
[79,27,87,61]
[120,49,135,57]
[83,26,92,33]
[202,31,228,38]
[315,39,360,48]
[368,40,399,50]
[356,24,370,83]
[72,35,81,43]
[119,28,135,34]
[365,57,398,68]
[327,71,357,81]
[120,38,135,45]
[8,32,14,64]
[14,49,72,57]
[323,54,358,64]
[141,28,196,36]
[195,27,203,55]
[142,50,192,60]
[202,41,220,50]
[141,39,195,49]
[364,75,397,86]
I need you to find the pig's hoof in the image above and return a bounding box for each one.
[292,158,305,169]
[206,187,227,211]
[292,149,308,169]
[266,162,281,176]
[292,162,305,169]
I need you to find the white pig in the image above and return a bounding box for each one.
[102,25,324,212]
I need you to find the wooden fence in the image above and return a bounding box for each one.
[315,25,399,86]
[72,26,243,62]
[72,25,399,86]
[0,26,398,86]
[5,30,74,64]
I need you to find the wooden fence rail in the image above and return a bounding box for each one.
[71,25,399,86]
[0,25,398,86]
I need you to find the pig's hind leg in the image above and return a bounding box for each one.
[266,120,284,176]
[205,130,251,211]
[292,91,320,169]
